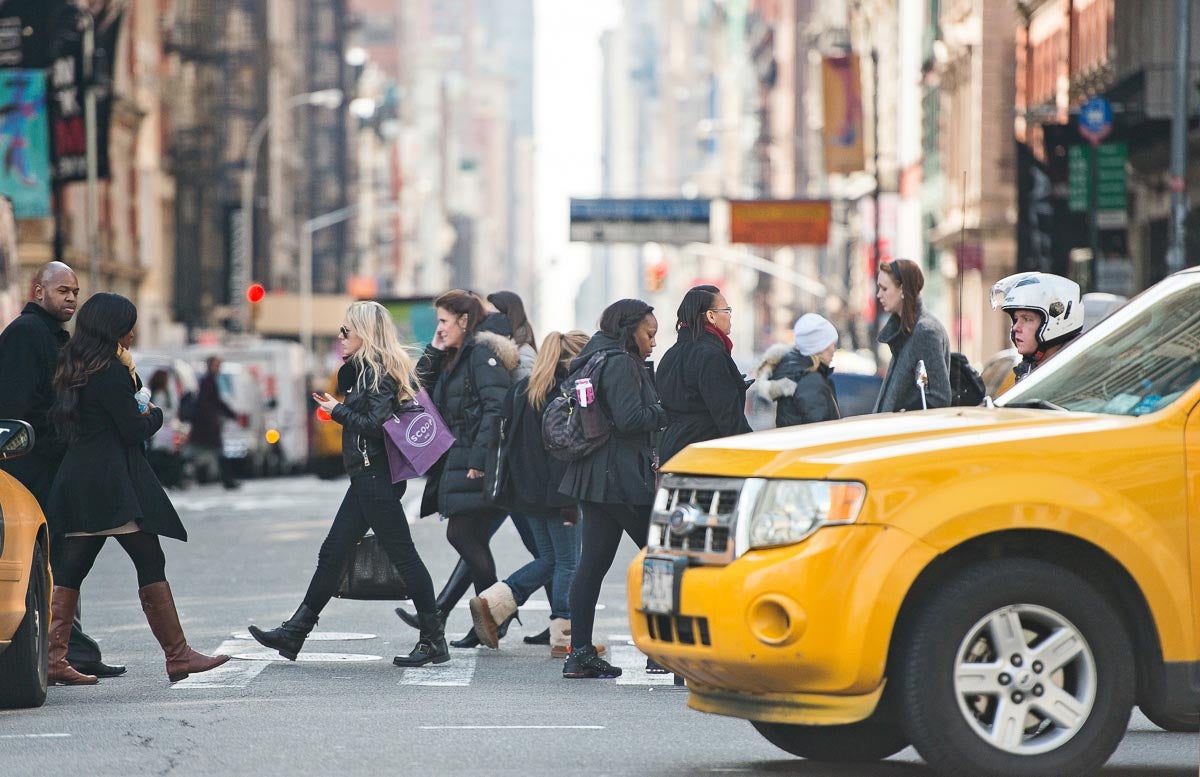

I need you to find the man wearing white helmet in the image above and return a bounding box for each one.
[990,272,1085,382]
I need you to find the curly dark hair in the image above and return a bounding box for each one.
[52,293,137,443]
[599,298,654,356]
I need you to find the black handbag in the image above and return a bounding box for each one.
[482,416,509,505]
[335,534,410,601]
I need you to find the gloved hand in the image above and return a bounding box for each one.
[759,377,797,401]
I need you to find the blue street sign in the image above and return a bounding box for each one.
[569,198,710,222]
[569,198,712,244]
[1078,97,1113,146]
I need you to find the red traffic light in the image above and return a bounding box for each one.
[246,283,266,303]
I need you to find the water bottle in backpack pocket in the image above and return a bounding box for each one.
[542,352,612,462]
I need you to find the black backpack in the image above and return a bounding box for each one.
[949,352,986,407]
[541,351,613,462]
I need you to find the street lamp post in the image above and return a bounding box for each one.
[237,88,343,329]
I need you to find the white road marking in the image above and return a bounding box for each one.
[229,649,381,662]
[171,640,271,689]
[399,653,476,686]
[230,631,376,641]
[0,733,71,739]
[418,725,603,730]
[608,644,677,686]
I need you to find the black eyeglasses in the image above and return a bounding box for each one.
[339,325,351,338]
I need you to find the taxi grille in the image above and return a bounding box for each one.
[645,613,712,646]
[647,475,745,565]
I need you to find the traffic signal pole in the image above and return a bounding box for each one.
[1168,0,1192,273]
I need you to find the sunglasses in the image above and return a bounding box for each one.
[339,325,351,338]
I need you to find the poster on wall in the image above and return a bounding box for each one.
[821,54,865,175]
[0,69,50,217]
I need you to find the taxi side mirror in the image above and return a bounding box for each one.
[0,420,35,461]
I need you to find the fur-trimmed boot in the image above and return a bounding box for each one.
[248,604,320,661]
[468,582,520,649]
[549,618,607,659]
[139,581,230,682]
[48,587,98,686]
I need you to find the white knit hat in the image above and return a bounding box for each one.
[792,313,838,356]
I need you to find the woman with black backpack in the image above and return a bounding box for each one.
[558,299,667,679]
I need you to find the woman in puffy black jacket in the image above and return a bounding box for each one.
[755,313,841,427]
[416,290,516,641]
[250,301,446,668]
[559,299,667,680]
[468,330,590,652]
[656,285,752,464]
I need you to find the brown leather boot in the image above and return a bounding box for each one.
[138,581,229,682]
[49,587,98,686]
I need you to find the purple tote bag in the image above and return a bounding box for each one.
[382,388,455,483]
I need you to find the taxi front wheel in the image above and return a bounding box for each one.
[897,558,1134,777]
[750,697,908,762]
[0,544,49,709]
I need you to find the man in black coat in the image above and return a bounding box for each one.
[0,261,125,677]
[190,356,240,489]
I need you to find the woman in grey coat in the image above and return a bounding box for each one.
[872,260,951,413]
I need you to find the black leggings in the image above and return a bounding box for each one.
[569,501,649,650]
[303,470,437,615]
[446,514,498,595]
[52,531,168,590]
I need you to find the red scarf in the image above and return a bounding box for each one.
[704,323,734,354]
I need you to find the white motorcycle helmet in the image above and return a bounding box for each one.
[990,272,1085,350]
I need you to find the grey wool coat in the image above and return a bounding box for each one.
[873,304,952,413]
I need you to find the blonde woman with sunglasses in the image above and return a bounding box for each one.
[249,301,449,668]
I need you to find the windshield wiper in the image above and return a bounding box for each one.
[1003,399,1068,411]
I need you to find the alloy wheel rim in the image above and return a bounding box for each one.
[953,603,1097,755]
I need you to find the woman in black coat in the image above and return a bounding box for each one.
[45,293,228,685]
[559,299,667,680]
[656,285,752,465]
[468,330,590,652]
[417,290,516,628]
[250,301,447,668]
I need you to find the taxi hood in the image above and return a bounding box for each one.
[663,407,1127,480]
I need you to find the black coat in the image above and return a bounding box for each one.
[0,303,70,503]
[656,327,752,464]
[188,371,236,449]
[501,371,573,515]
[758,345,841,427]
[418,331,517,518]
[558,332,666,506]
[331,361,400,477]
[47,359,186,540]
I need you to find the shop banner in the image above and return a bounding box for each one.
[821,54,865,175]
[0,69,50,217]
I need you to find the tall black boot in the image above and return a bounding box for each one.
[393,613,450,667]
[248,604,319,661]
[395,559,473,630]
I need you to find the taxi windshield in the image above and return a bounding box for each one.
[998,279,1200,416]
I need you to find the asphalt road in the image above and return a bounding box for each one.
[1,476,1196,776]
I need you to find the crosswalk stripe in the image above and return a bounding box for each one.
[608,644,678,686]
[399,653,477,686]
[171,640,272,689]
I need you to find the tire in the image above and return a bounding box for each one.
[1139,704,1200,733]
[0,543,49,709]
[751,697,909,762]
[896,558,1134,777]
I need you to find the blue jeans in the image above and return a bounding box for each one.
[503,514,578,620]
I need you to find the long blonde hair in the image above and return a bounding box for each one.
[345,300,419,403]
[527,330,589,410]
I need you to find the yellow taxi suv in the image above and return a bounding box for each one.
[629,268,1200,777]
[0,419,50,708]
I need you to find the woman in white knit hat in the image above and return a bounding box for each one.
[754,313,841,427]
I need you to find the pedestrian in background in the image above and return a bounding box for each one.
[487,290,538,379]
[417,290,517,645]
[560,299,666,680]
[872,259,951,413]
[190,356,241,489]
[0,262,124,680]
[47,293,228,684]
[250,301,448,667]
[755,313,841,427]
[656,285,751,466]
[469,330,589,654]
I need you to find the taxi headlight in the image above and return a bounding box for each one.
[747,480,866,549]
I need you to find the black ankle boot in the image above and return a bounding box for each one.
[395,606,449,631]
[248,604,319,661]
[396,560,473,630]
[393,613,450,667]
[495,611,520,640]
